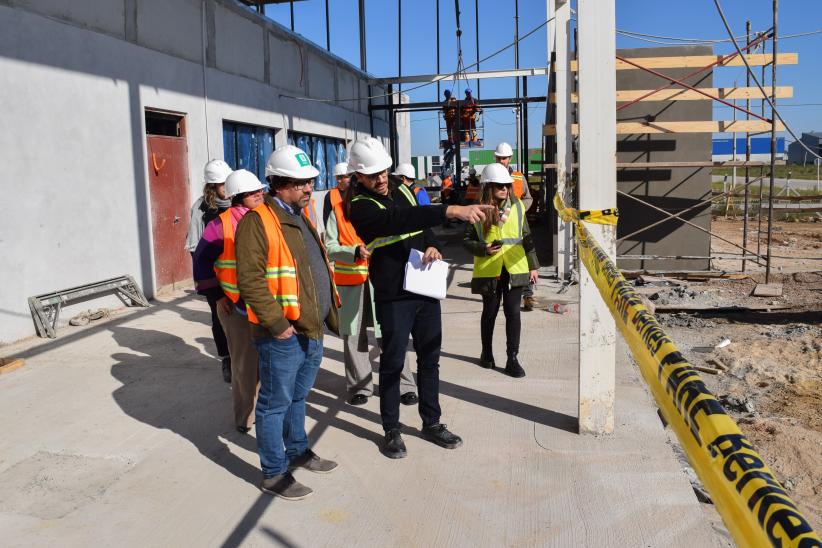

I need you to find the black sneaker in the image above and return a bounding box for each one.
[260,472,312,500]
[421,423,463,449]
[288,449,338,474]
[221,357,232,384]
[400,392,419,405]
[479,350,495,369]
[382,429,407,459]
[348,394,368,406]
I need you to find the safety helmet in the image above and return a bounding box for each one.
[224,169,264,198]
[204,159,232,185]
[333,162,350,177]
[392,163,416,180]
[347,137,393,175]
[494,142,514,158]
[264,145,320,179]
[468,167,477,177]
[444,89,452,98]
[479,163,514,185]
[465,88,472,95]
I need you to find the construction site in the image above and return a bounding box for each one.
[1,1,821,546]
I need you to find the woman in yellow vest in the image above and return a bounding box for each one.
[193,169,265,432]
[463,163,539,378]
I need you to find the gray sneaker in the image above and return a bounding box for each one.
[260,472,313,500]
[288,449,338,474]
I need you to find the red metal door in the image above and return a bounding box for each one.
[147,135,191,288]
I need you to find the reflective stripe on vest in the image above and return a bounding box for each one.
[352,184,422,252]
[511,171,526,200]
[214,209,240,302]
[329,188,370,286]
[246,204,301,323]
[472,199,529,279]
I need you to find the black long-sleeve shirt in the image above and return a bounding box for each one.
[349,184,447,302]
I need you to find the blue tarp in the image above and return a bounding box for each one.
[713,137,785,155]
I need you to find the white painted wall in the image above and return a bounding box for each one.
[0,0,393,344]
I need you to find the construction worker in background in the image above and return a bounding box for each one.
[461,89,482,142]
[187,159,233,382]
[442,89,458,145]
[463,167,481,203]
[462,163,539,378]
[440,174,454,203]
[494,142,536,311]
[193,169,265,432]
[392,163,431,205]
[235,144,341,500]
[346,137,494,459]
[324,162,419,407]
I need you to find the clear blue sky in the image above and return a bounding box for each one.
[262,1,822,157]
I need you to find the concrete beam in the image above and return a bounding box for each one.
[376,67,549,85]
[577,0,616,435]
[551,0,573,281]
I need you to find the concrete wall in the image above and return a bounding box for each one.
[615,46,713,272]
[0,0,392,344]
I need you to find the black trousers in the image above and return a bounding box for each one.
[376,298,442,432]
[480,272,523,355]
[205,292,230,358]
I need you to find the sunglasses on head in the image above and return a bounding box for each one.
[489,183,511,189]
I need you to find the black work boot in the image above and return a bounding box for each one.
[382,429,407,459]
[479,348,495,369]
[504,352,526,378]
[421,423,463,449]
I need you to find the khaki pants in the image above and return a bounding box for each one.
[217,305,259,429]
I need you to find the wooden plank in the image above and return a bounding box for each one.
[569,53,798,72]
[550,87,793,103]
[0,357,26,375]
[752,283,784,297]
[544,120,784,135]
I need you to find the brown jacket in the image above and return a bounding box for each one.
[235,195,339,340]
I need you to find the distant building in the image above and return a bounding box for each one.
[787,132,822,164]
[712,137,785,162]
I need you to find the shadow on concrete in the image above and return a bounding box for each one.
[109,326,260,487]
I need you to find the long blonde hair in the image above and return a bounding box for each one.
[479,184,507,233]
[202,183,221,210]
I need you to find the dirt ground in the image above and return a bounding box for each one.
[644,218,822,530]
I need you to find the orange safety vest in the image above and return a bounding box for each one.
[214,209,241,303]
[464,184,481,202]
[328,188,369,286]
[511,171,526,200]
[302,197,318,228]
[246,203,301,323]
[443,98,458,122]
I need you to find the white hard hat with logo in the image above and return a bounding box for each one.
[479,163,514,185]
[347,137,393,175]
[265,145,320,179]
[392,163,416,180]
[224,169,265,198]
[333,162,350,177]
[204,159,233,185]
[494,142,514,158]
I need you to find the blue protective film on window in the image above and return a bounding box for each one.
[312,137,327,190]
[223,122,237,169]
[236,124,255,173]
[257,127,274,182]
[325,139,340,189]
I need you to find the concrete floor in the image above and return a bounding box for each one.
[0,244,722,547]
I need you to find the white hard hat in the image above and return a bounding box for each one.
[204,159,232,185]
[224,169,264,198]
[494,142,514,158]
[333,162,350,177]
[480,163,514,185]
[264,145,320,179]
[347,137,393,175]
[468,167,477,177]
[392,162,416,180]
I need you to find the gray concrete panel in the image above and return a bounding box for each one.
[307,53,335,100]
[13,0,126,38]
[214,4,264,82]
[269,31,306,95]
[616,46,713,272]
[136,0,203,64]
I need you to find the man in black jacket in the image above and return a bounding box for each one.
[347,137,492,458]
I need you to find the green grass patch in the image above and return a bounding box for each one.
[713,164,821,181]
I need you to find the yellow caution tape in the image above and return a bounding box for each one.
[553,191,619,226]
[565,210,821,547]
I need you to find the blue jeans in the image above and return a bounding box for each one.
[254,333,323,478]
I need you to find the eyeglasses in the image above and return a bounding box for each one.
[291,179,315,190]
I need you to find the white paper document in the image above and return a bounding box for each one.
[403,248,448,300]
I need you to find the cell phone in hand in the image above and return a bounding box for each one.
[491,239,503,247]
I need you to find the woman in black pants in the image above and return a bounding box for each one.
[463,163,539,378]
